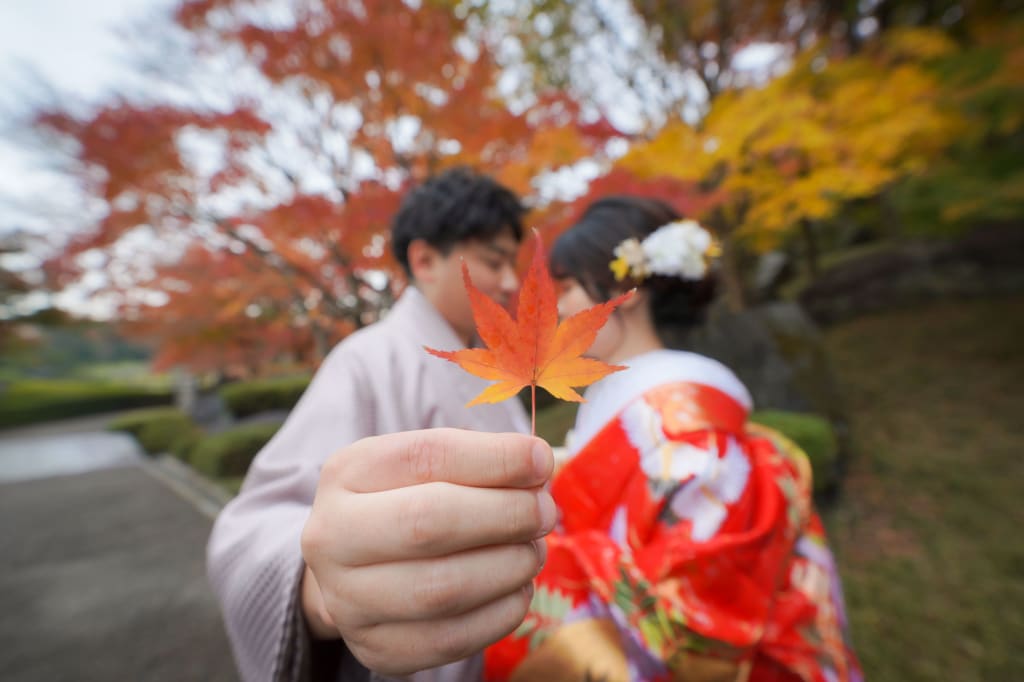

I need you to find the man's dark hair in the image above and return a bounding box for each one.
[391,167,526,277]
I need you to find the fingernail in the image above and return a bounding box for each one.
[532,439,552,478]
[536,490,556,535]
[532,538,548,572]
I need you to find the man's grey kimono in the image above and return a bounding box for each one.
[207,287,530,682]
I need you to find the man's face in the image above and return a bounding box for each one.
[556,277,623,362]
[420,229,520,344]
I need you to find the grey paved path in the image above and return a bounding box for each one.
[0,416,239,681]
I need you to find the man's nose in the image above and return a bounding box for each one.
[500,265,519,294]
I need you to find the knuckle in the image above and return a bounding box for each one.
[516,542,543,578]
[498,435,529,482]
[402,432,442,484]
[433,621,475,664]
[504,490,539,539]
[399,487,445,552]
[510,584,533,623]
[300,517,324,560]
[497,438,516,483]
[411,560,460,615]
[321,447,349,484]
[346,636,385,672]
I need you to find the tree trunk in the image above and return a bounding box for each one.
[311,323,330,364]
[800,219,820,278]
[720,238,747,312]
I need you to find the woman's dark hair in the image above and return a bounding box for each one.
[391,166,526,277]
[549,195,716,336]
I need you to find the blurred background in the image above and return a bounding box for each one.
[1,1,1022,680]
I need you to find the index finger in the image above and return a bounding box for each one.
[329,428,553,493]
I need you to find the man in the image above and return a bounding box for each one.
[207,168,555,682]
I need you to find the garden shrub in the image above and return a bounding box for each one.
[108,407,196,455]
[219,376,311,418]
[189,421,282,478]
[1,380,172,429]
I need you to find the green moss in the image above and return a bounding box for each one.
[823,295,1024,680]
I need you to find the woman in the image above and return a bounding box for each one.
[485,197,861,682]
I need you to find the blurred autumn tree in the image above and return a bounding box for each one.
[886,17,1024,235]
[620,28,967,305]
[459,0,1022,307]
[0,235,33,357]
[16,0,1023,373]
[30,0,617,375]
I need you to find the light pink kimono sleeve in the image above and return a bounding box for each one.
[207,288,528,682]
[207,343,378,682]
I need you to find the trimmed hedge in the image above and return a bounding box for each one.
[749,409,839,494]
[189,421,282,478]
[107,407,202,457]
[108,407,179,437]
[169,425,205,462]
[219,376,311,419]
[0,379,173,430]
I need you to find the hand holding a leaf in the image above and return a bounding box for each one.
[300,233,628,675]
[301,429,555,675]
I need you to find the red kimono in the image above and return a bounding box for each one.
[485,352,860,682]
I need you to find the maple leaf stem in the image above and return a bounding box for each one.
[531,382,536,437]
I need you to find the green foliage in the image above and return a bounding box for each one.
[216,476,246,496]
[750,410,840,495]
[0,322,153,380]
[108,407,199,456]
[169,425,205,462]
[107,406,186,434]
[885,22,1024,236]
[219,376,311,418]
[189,421,282,478]
[0,379,173,430]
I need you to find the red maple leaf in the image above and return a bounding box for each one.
[426,231,632,434]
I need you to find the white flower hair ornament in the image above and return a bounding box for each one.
[610,219,721,283]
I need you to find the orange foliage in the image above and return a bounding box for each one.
[426,233,630,433]
[35,0,617,373]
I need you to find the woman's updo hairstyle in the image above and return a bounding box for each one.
[549,195,716,337]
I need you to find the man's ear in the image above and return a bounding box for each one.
[406,239,440,284]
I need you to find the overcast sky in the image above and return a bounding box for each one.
[0,0,176,235]
[0,0,174,97]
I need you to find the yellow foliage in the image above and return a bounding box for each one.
[619,27,966,252]
[619,121,712,181]
[881,27,958,62]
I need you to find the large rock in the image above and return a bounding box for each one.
[800,223,1024,324]
[670,300,847,427]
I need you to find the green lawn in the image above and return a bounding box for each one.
[823,294,1024,681]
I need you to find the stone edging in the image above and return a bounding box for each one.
[140,454,233,521]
